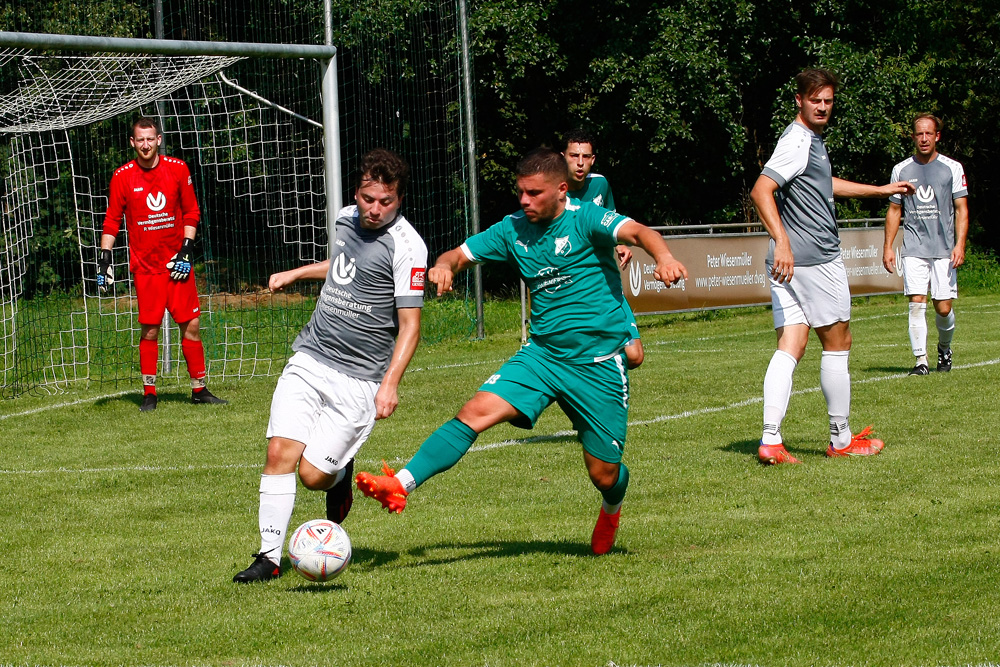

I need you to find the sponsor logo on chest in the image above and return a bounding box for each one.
[147,191,167,211]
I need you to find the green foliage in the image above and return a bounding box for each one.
[0,0,147,37]
[465,0,999,249]
[958,244,1000,294]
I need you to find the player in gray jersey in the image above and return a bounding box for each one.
[883,114,969,375]
[234,149,427,582]
[750,68,914,465]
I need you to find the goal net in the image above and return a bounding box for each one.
[0,3,475,399]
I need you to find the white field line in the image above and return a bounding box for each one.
[0,390,132,421]
[2,298,996,473]
[0,359,509,423]
[4,357,998,476]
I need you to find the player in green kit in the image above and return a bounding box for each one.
[562,128,644,368]
[356,148,687,554]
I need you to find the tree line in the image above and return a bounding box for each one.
[4,0,997,255]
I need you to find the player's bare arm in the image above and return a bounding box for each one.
[374,307,421,420]
[268,260,330,292]
[883,202,903,273]
[615,245,632,269]
[616,219,687,284]
[750,174,794,282]
[952,196,969,268]
[832,177,915,198]
[427,246,477,297]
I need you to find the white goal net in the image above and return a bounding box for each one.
[0,47,330,397]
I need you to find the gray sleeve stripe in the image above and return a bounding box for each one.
[396,296,424,308]
[761,167,786,188]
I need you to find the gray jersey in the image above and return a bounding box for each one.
[292,205,427,382]
[889,154,967,259]
[761,121,840,267]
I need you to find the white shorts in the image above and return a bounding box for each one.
[266,352,378,475]
[901,255,957,301]
[769,257,851,329]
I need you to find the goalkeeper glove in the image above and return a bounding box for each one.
[97,249,114,293]
[166,238,195,281]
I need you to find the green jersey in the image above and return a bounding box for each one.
[568,173,615,210]
[463,200,631,361]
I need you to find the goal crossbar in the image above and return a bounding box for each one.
[0,31,337,59]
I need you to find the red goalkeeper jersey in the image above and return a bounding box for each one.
[103,156,200,275]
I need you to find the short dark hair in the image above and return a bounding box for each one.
[795,68,839,98]
[913,113,943,133]
[131,116,161,137]
[562,128,596,153]
[357,148,410,198]
[516,148,568,181]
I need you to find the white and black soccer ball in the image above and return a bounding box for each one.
[288,519,352,582]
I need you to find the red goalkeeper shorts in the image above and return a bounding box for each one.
[135,272,201,325]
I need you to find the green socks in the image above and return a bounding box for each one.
[405,418,479,487]
[600,462,629,508]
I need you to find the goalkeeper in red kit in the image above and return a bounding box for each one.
[99,117,226,411]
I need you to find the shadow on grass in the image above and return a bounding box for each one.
[720,438,813,462]
[349,538,616,571]
[288,581,349,593]
[866,365,913,374]
[94,391,206,409]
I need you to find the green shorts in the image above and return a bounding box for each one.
[622,300,640,342]
[478,342,629,463]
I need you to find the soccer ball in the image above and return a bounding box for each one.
[288,519,352,582]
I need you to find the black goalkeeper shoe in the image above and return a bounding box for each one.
[192,387,228,405]
[233,553,281,583]
[139,393,158,412]
[326,458,355,524]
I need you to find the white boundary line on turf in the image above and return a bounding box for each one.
[4,357,998,476]
[469,356,1000,451]
[0,358,510,423]
[5,300,997,424]
[0,390,132,421]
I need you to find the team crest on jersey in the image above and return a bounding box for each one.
[331,252,357,285]
[554,236,572,256]
[916,185,935,203]
[593,194,604,206]
[146,192,166,211]
[410,268,426,289]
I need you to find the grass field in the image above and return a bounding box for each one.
[2,293,1000,666]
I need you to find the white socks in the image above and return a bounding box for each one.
[821,350,851,448]
[908,301,927,357]
[762,350,798,445]
[396,468,416,493]
[936,309,955,349]
[258,473,296,565]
